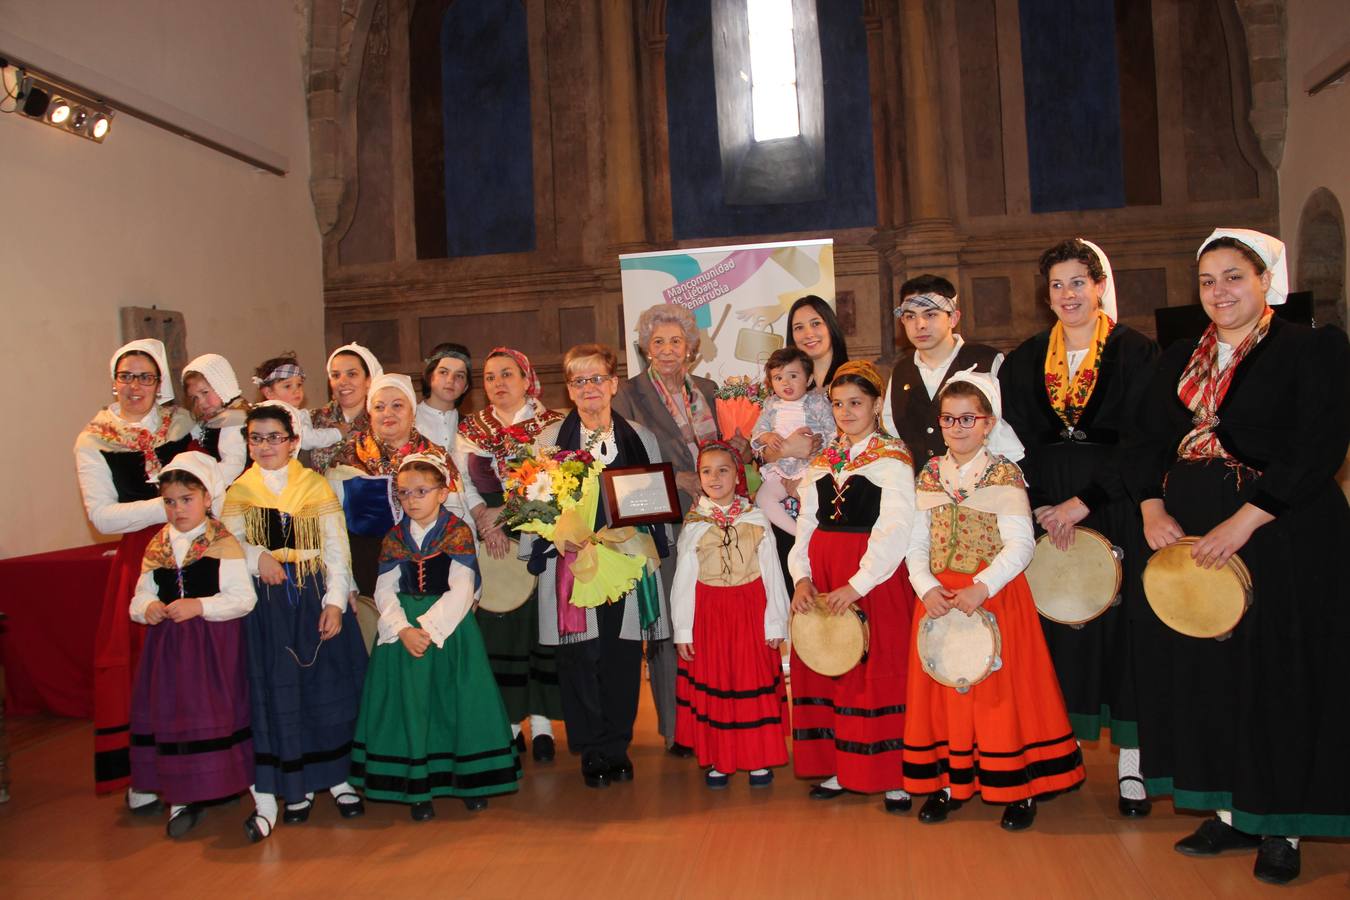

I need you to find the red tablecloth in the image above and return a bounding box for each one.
[0,542,114,717]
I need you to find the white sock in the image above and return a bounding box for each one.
[1285,836,1300,849]
[511,722,523,738]
[709,768,728,778]
[1117,749,1146,800]
[329,782,359,804]
[170,803,186,816]
[249,785,278,829]
[127,788,159,809]
[1217,808,1233,826]
[819,776,840,790]
[750,769,769,777]
[528,715,553,737]
[286,792,315,811]
[755,477,798,534]
[885,789,910,800]
[942,787,951,799]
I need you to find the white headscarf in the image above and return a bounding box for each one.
[943,367,1025,462]
[182,353,242,404]
[327,343,385,381]
[157,450,227,517]
[110,338,174,405]
[1197,228,1288,306]
[367,373,418,412]
[1078,238,1117,323]
[253,400,303,458]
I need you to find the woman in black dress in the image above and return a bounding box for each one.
[1000,238,1159,816]
[1128,228,1350,885]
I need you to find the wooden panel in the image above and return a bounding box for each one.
[970,276,1013,330]
[419,311,549,362]
[1113,266,1169,323]
[955,0,1007,216]
[558,306,597,352]
[835,290,857,336]
[342,319,400,368]
[1115,0,1162,206]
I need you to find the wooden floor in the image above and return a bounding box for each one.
[2,698,1347,899]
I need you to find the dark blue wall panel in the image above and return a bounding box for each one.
[665,0,877,240]
[441,0,535,256]
[1018,0,1125,213]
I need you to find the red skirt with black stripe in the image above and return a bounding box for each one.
[902,568,1085,803]
[789,530,914,793]
[675,579,788,773]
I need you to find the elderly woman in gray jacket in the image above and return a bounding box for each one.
[612,304,748,754]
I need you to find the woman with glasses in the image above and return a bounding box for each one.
[75,339,197,799]
[613,305,730,754]
[530,344,672,788]
[457,348,565,761]
[223,402,366,842]
[1127,229,1350,885]
[999,238,1159,816]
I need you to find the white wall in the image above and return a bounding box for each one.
[0,0,324,557]
[1278,0,1350,310]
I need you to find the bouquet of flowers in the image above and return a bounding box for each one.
[714,375,768,441]
[501,446,656,636]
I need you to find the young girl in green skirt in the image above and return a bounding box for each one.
[350,454,520,820]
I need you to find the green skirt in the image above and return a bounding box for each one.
[351,594,521,802]
[475,591,564,722]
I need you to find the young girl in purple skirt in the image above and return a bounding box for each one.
[127,451,256,839]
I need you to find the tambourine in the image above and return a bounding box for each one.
[1143,538,1251,640]
[791,602,869,677]
[917,608,1002,693]
[1026,527,1123,627]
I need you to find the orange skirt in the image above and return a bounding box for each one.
[902,569,1084,803]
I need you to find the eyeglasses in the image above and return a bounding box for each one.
[395,487,439,500]
[114,372,159,385]
[246,433,294,445]
[567,375,613,389]
[938,414,993,429]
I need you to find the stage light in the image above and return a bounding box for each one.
[11,71,114,144]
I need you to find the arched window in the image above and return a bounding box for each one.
[748,0,801,141]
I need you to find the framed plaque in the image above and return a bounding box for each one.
[600,463,682,527]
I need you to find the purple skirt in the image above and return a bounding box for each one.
[129,615,253,804]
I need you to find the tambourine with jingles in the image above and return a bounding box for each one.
[476,538,538,613]
[1143,538,1252,640]
[1025,527,1123,627]
[791,602,870,677]
[918,608,1003,693]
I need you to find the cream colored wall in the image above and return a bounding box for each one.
[0,1,324,558]
[1279,0,1350,311]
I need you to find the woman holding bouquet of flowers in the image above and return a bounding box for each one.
[529,344,673,788]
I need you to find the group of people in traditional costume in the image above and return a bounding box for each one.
[74,227,1347,885]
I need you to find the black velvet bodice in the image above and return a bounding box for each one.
[101,434,194,502]
[396,552,454,594]
[813,474,882,533]
[151,555,221,601]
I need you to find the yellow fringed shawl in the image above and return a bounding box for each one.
[222,459,346,586]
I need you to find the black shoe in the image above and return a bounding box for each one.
[1117,777,1152,817]
[243,813,272,843]
[410,801,435,822]
[582,757,611,789]
[462,797,488,812]
[1174,817,1262,856]
[125,790,164,817]
[166,805,202,839]
[917,792,962,824]
[608,754,634,782]
[883,794,912,814]
[532,734,556,763]
[1000,799,1037,832]
[809,782,844,800]
[333,792,365,819]
[666,743,694,758]
[514,732,526,754]
[1253,838,1301,885]
[282,799,313,824]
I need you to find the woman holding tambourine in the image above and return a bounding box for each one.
[999,238,1159,817]
[1127,228,1350,886]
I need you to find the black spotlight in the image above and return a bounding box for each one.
[19,79,51,118]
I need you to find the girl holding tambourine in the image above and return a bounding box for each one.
[1128,229,1350,885]
[901,371,1085,831]
[787,360,915,814]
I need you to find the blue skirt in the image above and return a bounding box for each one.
[245,567,367,801]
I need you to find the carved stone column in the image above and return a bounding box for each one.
[600,0,648,251]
